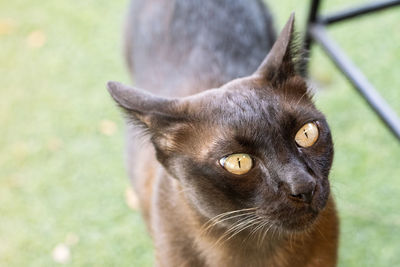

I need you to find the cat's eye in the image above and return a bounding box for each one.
[219,153,253,175]
[295,122,319,148]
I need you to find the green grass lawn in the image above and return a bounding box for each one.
[0,0,399,266]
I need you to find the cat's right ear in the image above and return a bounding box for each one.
[253,13,298,84]
[106,81,184,131]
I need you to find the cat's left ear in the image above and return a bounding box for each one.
[254,13,299,84]
[106,81,187,144]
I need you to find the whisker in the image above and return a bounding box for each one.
[203,207,257,226]
[293,91,308,109]
[201,207,257,228]
[256,221,271,247]
[213,214,259,248]
[258,221,275,247]
[240,217,268,248]
[201,211,257,235]
[201,208,256,227]
[247,217,266,242]
[222,217,259,243]
[225,218,261,243]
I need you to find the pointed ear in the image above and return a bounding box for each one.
[106,81,183,130]
[254,13,299,83]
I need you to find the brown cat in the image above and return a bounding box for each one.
[108,1,339,266]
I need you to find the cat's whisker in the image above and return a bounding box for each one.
[214,214,262,247]
[249,218,264,237]
[270,223,281,243]
[292,91,308,109]
[201,211,257,235]
[256,220,271,247]
[210,208,257,222]
[247,216,266,241]
[260,222,273,245]
[211,214,258,248]
[220,215,258,237]
[205,207,257,222]
[225,217,262,243]
[239,217,267,247]
[256,220,274,247]
[201,207,257,228]
[232,216,273,248]
[252,221,263,247]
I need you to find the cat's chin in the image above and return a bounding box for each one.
[277,209,320,233]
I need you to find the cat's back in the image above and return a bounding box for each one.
[124,0,276,96]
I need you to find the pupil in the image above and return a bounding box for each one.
[304,129,308,138]
[237,158,241,168]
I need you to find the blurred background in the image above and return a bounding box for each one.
[0,0,399,266]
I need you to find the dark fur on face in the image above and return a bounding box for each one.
[168,79,333,232]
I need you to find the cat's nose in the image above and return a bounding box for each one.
[288,189,314,204]
[283,174,316,204]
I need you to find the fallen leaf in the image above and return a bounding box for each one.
[99,119,117,136]
[52,243,70,264]
[65,233,79,246]
[0,18,16,36]
[125,186,139,211]
[26,30,46,48]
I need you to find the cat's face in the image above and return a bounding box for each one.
[151,76,332,232]
[108,14,333,232]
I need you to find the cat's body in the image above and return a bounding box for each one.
[108,0,339,266]
[124,0,275,96]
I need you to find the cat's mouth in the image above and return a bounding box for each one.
[276,206,320,232]
[252,204,320,234]
[257,183,330,232]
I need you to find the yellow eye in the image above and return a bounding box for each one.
[295,122,319,148]
[220,153,253,175]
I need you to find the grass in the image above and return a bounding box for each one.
[0,0,399,266]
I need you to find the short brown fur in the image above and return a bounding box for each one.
[108,1,339,266]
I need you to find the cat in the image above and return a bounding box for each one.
[107,0,339,266]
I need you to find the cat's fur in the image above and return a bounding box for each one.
[108,0,339,266]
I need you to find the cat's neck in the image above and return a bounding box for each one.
[152,174,337,266]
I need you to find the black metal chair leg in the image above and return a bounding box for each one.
[303,0,400,141]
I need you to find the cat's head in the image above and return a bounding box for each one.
[108,14,333,233]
